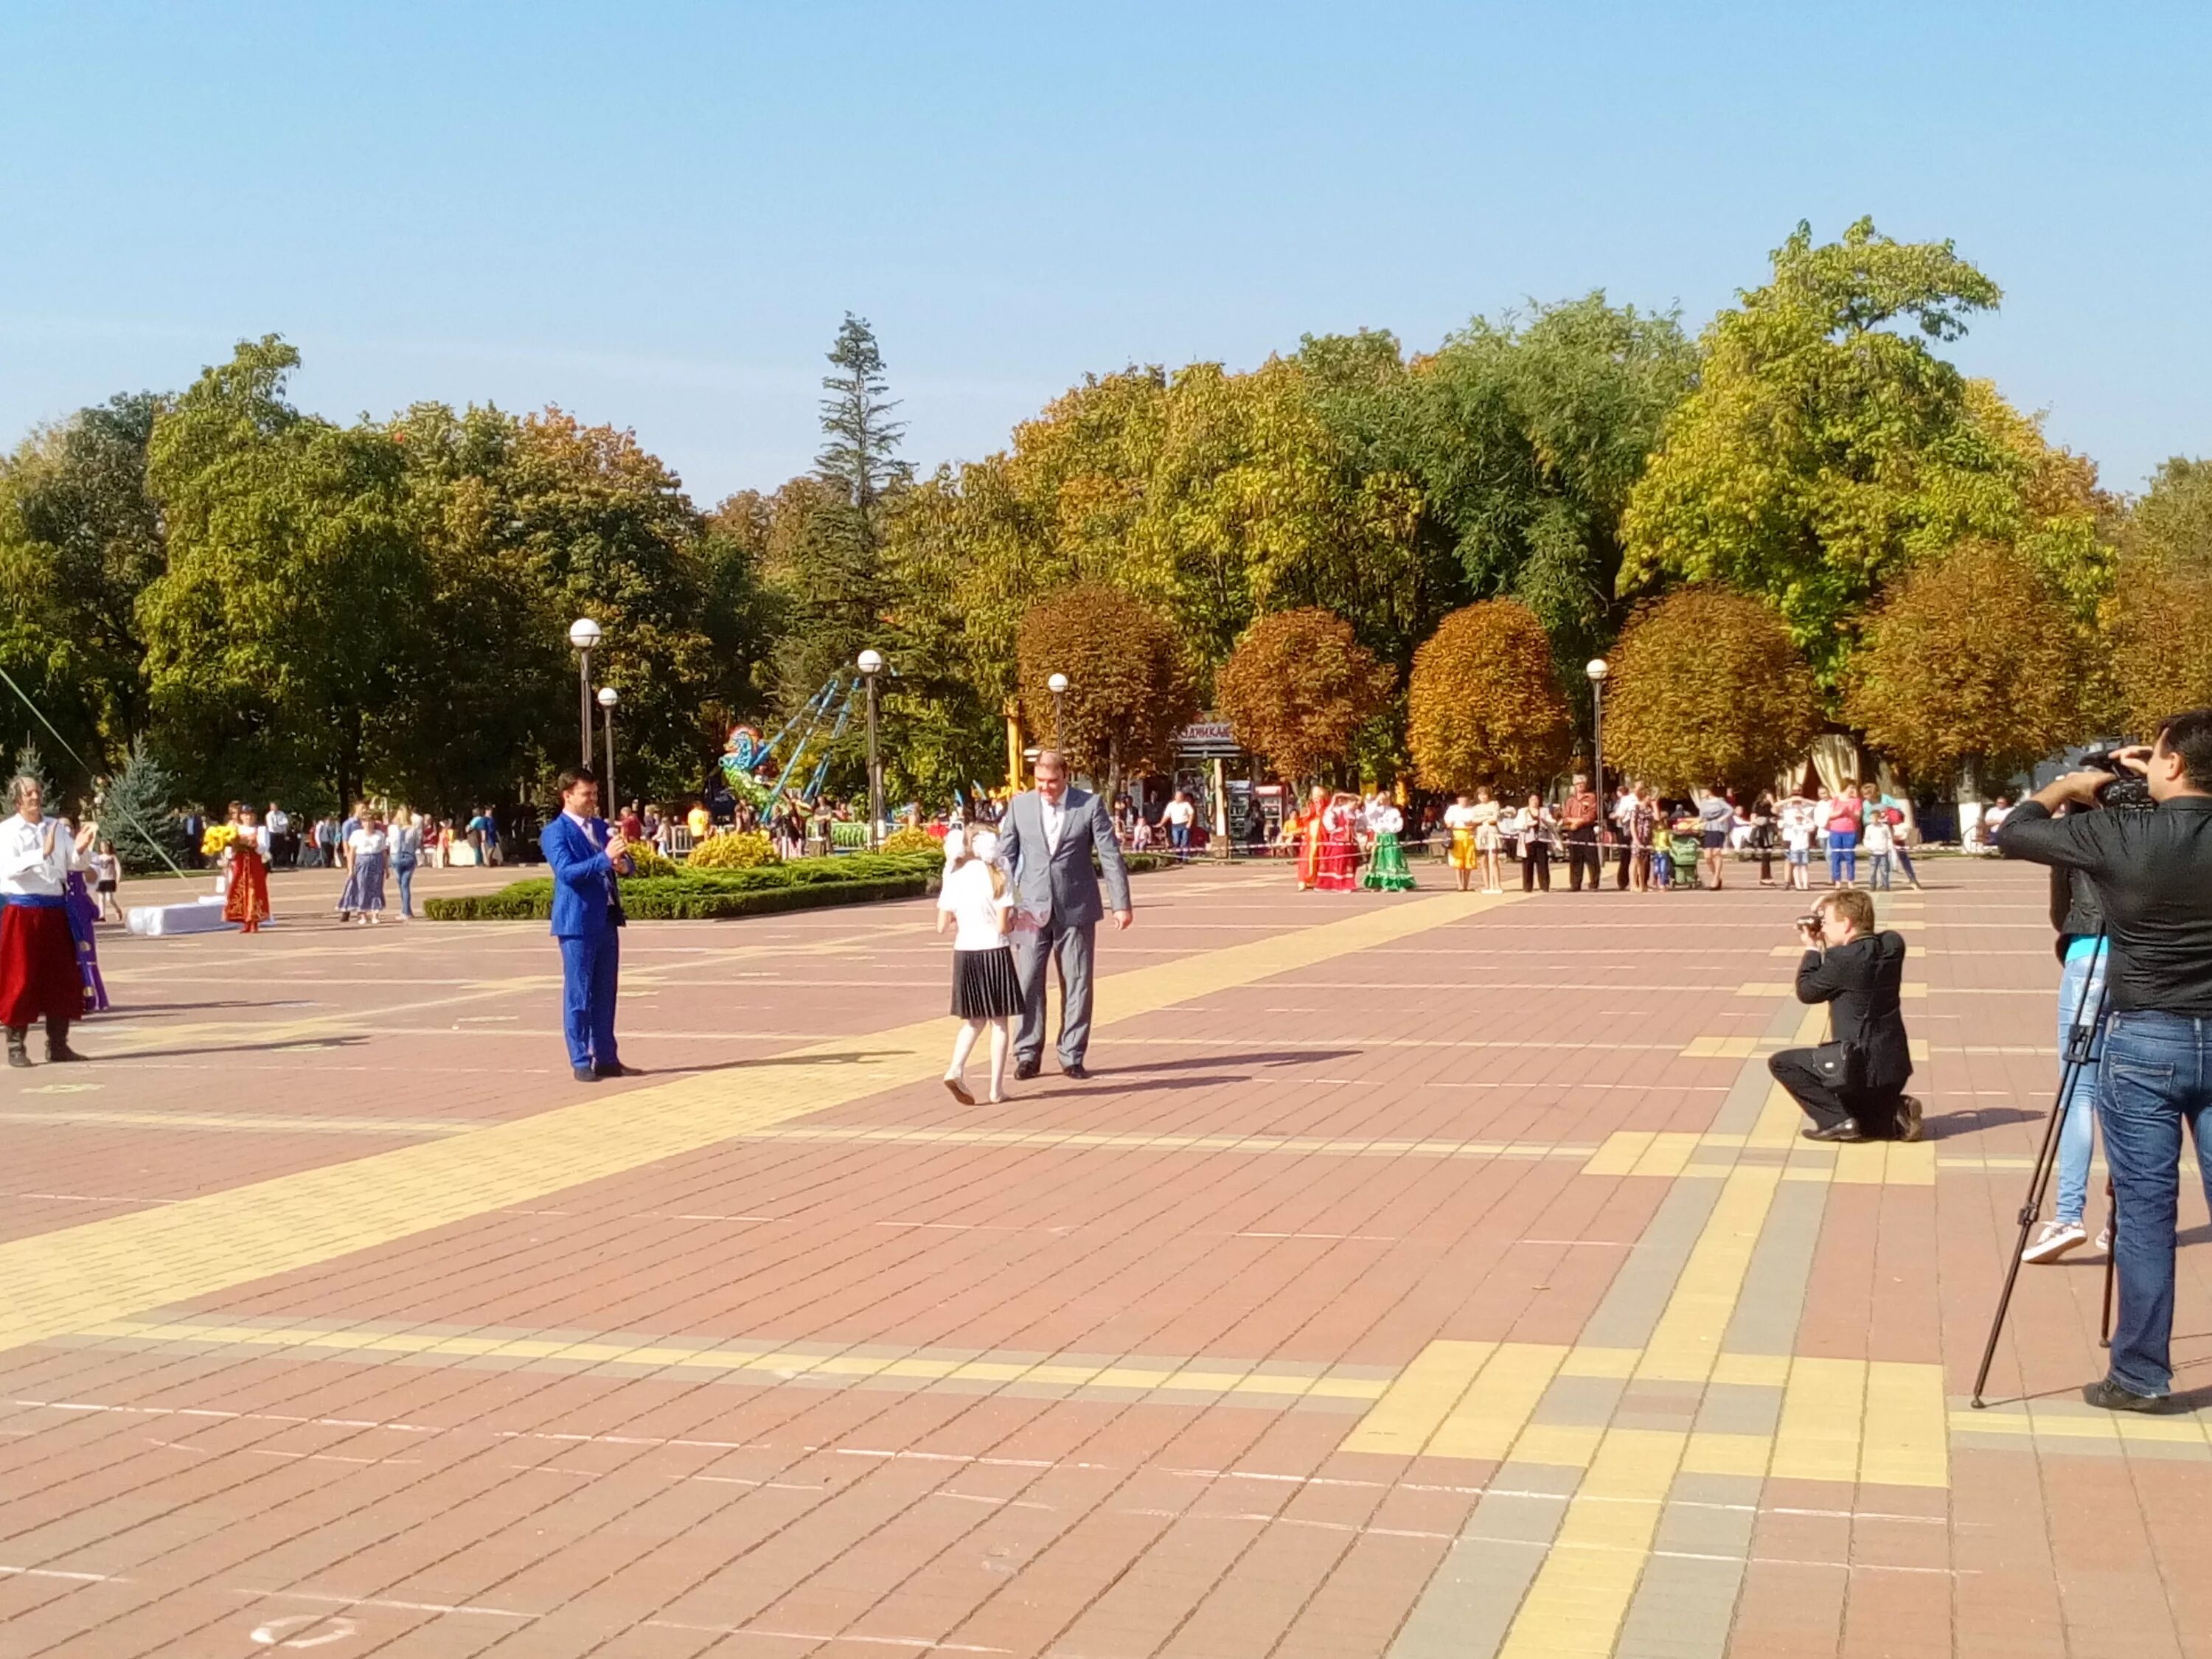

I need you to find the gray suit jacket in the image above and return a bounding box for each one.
[998,787,1131,928]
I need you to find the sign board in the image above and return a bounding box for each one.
[1174,718,1241,757]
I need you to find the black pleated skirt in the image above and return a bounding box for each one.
[951,945,1026,1019]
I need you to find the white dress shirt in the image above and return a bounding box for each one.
[0,814,76,898]
[1041,795,1066,855]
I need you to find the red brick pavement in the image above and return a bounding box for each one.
[2,856,2209,1656]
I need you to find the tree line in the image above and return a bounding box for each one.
[4,218,2208,821]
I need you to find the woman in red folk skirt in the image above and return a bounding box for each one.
[2,776,91,1068]
[223,809,273,933]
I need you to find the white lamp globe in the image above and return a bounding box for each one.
[596,686,619,709]
[568,617,602,652]
[1047,672,1071,695]
[1585,658,1610,682]
[857,648,885,675]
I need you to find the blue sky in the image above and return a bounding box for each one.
[2,1,2205,505]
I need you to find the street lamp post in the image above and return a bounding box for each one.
[1586,658,1610,806]
[568,618,602,768]
[858,649,885,851]
[1047,672,1069,748]
[597,686,619,813]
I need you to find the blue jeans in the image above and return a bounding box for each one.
[394,858,416,917]
[2098,1011,2212,1396]
[1826,830,1857,884]
[2052,941,2109,1227]
[1867,852,1892,890]
[1170,824,1190,859]
[1893,842,1919,886]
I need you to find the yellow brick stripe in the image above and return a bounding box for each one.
[0,891,1517,1357]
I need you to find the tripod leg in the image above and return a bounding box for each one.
[2100,1176,2118,1349]
[1970,945,2110,1409]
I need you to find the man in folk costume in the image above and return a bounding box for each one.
[998,749,1132,1081]
[2,776,91,1068]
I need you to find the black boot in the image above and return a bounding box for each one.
[45,1017,86,1063]
[5,1026,27,1068]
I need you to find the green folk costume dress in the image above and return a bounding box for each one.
[1360,807,1416,892]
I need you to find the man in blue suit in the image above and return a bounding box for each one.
[541,766,636,1082]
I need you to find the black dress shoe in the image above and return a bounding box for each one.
[1013,1059,1040,1082]
[1800,1119,1865,1143]
[46,1043,88,1063]
[594,1062,641,1079]
[573,1065,599,1082]
[2083,1377,2170,1413]
[1061,1062,1089,1081]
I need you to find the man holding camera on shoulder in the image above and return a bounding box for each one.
[1767,887,1921,1144]
[1996,709,2212,1413]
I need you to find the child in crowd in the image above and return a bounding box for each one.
[1860,804,1896,891]
[1782,796,1815,891]
[91,840,122,921]
[937,827,1025,1105]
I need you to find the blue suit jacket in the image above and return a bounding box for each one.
[542,813,627,938]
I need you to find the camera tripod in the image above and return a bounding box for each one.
[1969,933,2117,1408]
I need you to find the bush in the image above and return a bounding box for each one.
[880,826,942,855]
[624,843,679,880]
[686,830,779,870]
[423,849,947,922]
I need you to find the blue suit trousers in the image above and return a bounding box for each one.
[558,929,620,1071]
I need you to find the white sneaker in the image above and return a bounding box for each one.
[2096,1224,2111,1253]
[2023,1220,2087,1264]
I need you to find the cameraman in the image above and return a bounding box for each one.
[1767,888,1921,1144]
[1996,708,2212,1413]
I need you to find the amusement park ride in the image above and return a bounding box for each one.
[716,671,860,817]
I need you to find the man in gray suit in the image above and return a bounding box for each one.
[998,749,1133,1080]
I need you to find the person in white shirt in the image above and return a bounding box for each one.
[1163,790,1197,861]
[1781,796,1816,892]
[1,775,91,1066]
[1443,793,1481,892]
[937,828,1024,1104]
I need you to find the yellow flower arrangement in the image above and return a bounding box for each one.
[201,822,239,858]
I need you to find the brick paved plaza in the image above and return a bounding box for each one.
[3,857,2209,1658]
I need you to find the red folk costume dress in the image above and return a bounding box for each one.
[222,831,272,933]
[1,813,84,1033]
[1315,800,1360,891]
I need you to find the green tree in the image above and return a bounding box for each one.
[1846,539,2090,790]
[1301,296,1696,684]
[771,316,912,716]
[1603,590,1823,793]
[141,336,431,807]
[2129,456,2212,572]
[2105,456,2212,735]
[1621,219,2050,680]
[1214,607,1393,783]
[1406,600,1572,791]
[0,391,168,776]
[97,737,184,873]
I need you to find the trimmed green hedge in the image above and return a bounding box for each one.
[425,846,1183,922]
[424,850,943,922]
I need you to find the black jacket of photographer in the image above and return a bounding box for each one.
[1997,797,2212,1016]
[1795,932,1913,1090]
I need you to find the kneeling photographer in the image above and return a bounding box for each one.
[1767,888,1921,1144]
[1997,707,2212,1413]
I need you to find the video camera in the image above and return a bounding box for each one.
[2079,745,2155,813]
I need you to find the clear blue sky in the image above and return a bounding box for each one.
[2,2,2205,505]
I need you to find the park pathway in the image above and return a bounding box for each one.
[1,858,2207,1657]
